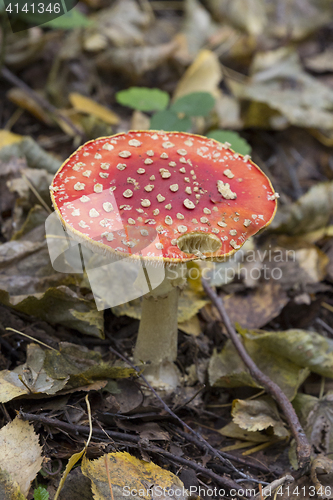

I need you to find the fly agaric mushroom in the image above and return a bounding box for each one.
[50,131,278,390]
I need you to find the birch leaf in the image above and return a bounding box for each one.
[0,417,43,497]
[81,452,188,500]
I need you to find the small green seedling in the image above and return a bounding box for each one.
[115,88,215,132]
[34,485,49,500]
[115,87,170,113]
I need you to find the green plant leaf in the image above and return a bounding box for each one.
[207,130,252,155]
[150,110,192,132]
[42,9,92,29]
[171,92,215,117]
[34,486,49,500]
[11,6,92,30]
[116,87,169,112]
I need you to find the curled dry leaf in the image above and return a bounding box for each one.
[310,455,333,498]
[231,396,289,439]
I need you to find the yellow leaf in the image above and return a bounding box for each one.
[0,130,22,150]
[178,315,201,336]
[173,49,222,101]
[0,370,30,403]
[69,93,120,125]
[0,416,43,496]
[82,452,187,500]
[54,450,86,500]
[7,88,53,125]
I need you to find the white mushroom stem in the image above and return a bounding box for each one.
[133,262,187,389]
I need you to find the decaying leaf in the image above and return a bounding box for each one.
[246,329,333,379]
[232,396,289,438]
[209,337,309,400]
[0,286,104,338]
[0,369,31,403]
[293,392,333,455]
[15,344,67,394]
[81,452,188,500]
[221,282,289,329]
[43,342,135,388]
[0,416,43,496]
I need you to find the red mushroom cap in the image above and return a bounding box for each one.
[50,131,278,263]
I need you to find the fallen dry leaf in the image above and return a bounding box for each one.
[69,93,120,125]
[0,416,43,496]
[173,49,222,101]
[81,452,188,500]
[222,282,289,329]
[232,396,289,438]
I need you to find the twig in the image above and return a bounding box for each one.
[21,172,52,214]
[107,345,252,482]
[169,425,272,475]
[19,411,246,494]
[6,327,58,352]
[0,66,84,138]
[201,279,311,470]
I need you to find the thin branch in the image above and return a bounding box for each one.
[168,425,272,475]
[201,279,311,471]
[0,66,84,138]
[19,411,246,495]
